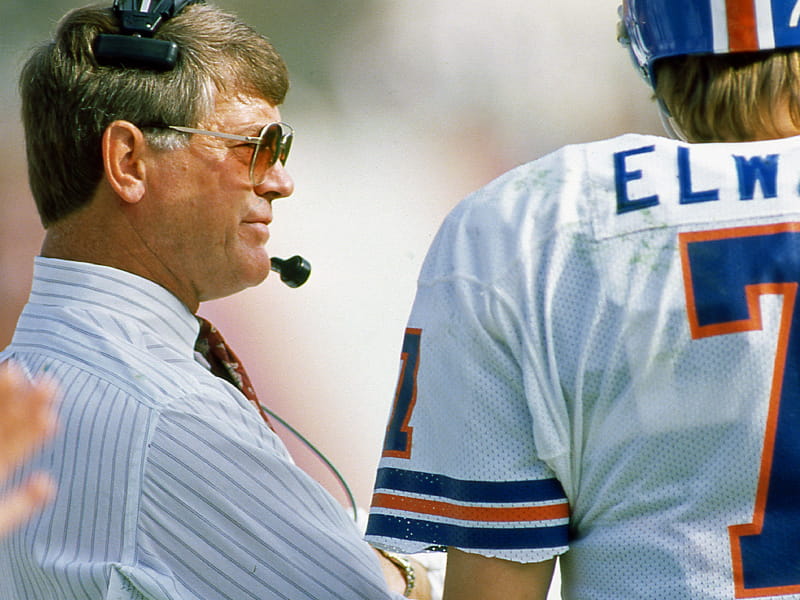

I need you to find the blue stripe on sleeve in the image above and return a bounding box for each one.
[373,467,566,503]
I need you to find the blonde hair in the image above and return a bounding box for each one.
[654,50,800,142]
[20,3,289,227]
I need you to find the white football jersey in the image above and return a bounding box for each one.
[367,133,800,599]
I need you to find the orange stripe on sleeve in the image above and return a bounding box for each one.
[371,492,569,523]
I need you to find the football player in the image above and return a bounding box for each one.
[367,0,800,598]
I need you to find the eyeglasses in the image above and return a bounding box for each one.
[166,122,294,186]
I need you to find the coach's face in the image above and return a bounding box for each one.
[142,93,294,310]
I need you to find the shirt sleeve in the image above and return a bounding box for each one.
[129,406,401,600]
[367,205,571,564]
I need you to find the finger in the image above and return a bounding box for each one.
[0,473,56,537]
[0,366,59,480]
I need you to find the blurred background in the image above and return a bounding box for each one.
[0,1,661,596]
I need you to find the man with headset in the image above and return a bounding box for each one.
[0,1,430,598]
[366,0,800,598]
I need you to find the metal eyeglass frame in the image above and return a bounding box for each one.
[167,122,293,186]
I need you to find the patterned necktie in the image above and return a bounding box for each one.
[195,316,273,429]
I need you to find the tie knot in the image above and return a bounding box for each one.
[195,316,218,354]
[194,316,273,429]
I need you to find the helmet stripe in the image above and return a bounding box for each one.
[711,0,732,53]
[724,0,777,52]
[755,0,777,49]
[726,0,759,51]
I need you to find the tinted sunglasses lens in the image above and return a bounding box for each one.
[278,128,292,165]
[251,123,292,185]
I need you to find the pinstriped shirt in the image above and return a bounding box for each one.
[0,257,400,600]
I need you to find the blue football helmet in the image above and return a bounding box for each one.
[620,0,800,86]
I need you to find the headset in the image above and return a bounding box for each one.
[95,0,201,69]
[95,0,312,289]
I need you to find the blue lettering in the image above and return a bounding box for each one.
[734,154,779,201]
[614,145,659,214]
[679,146,719,204]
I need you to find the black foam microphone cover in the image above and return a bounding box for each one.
[270,255,311,288]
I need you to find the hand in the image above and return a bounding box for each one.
[375,548,433,599]
[407,556,433,599]
[0,364,58,537]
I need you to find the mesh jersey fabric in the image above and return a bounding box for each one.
[367,133,800,599]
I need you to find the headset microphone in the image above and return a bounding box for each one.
[270,256,311,288]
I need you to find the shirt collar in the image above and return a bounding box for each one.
[31,257,199,354]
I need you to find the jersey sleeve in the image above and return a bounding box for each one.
[367,166,573,564]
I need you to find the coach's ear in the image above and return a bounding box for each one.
[102,120,148,205]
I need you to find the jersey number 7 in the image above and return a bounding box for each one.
[382,328,422,459]
[681,223,800,598]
